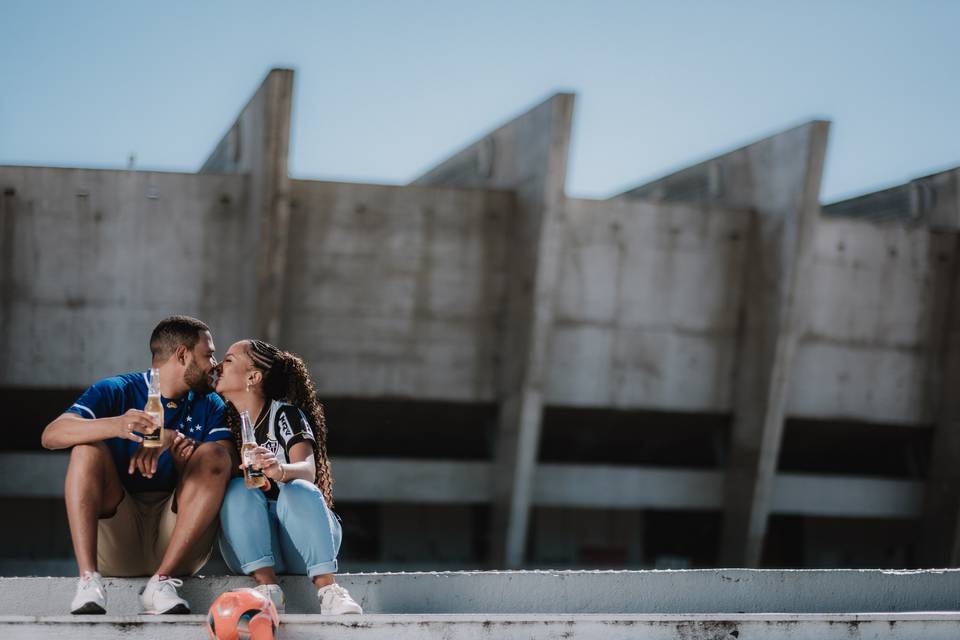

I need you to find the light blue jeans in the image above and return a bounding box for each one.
[218,477,341,578]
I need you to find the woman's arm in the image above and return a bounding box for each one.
[279,441,316,482]
[255,441,315,484]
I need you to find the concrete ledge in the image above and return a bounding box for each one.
[2,452,924,517]
[2,613,959,640]
[3,570,960,616]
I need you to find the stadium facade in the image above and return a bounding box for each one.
[2,69,959,574]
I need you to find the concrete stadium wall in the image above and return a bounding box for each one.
[280,180,516,401]
[788,217,957,424]
[3,168,950,424]
[0,166,249,387]
[548,198,751,411]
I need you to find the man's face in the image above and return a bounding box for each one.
[183,331,217,393]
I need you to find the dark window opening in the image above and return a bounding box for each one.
[539,407,730,468]
[778,418,932,478]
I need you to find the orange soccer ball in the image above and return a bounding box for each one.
[206,588,280,640]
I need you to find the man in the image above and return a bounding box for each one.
[42,315,235,615]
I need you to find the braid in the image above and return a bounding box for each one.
[243,340,334,508]
[277,352,334,509]
[224,402,243,456]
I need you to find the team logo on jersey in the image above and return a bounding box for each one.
[264,439,280,455]
[278,412,295,441]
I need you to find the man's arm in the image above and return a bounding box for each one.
[41,410,153,450]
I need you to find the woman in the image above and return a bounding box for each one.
[214,339,362,615]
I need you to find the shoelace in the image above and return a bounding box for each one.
[321,584,350,601]
[79,574,103,589]
[78,581,102,595]
[157,578,184,591]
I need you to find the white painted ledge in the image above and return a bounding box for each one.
[2,613,959,640]
[1,453,924,517]
[2,570,960,617]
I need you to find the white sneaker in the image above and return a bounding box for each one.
[317,583,362,614]
[70,571,106,614]
[140,576,190,614]
[254,584,286,615]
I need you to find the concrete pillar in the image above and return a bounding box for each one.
[411,93,576,567]
[616,121,831,566]
[918,178,960,566]
[0,187,13,382]
[200,68,294,344]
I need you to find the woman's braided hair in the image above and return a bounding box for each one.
[224,339,333,508]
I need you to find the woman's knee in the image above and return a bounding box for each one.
[220,478,265,521]
[277,480,326,516]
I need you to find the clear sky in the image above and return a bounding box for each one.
[2,0,958,202]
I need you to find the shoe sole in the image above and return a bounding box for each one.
[145,603,191,615]
[71,602,106,615]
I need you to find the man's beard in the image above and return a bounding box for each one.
[184,360,214,394]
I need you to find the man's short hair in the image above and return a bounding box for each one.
[150,315,210,363]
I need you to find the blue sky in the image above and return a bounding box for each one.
[2,1,958,202]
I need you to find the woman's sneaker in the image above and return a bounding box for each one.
[70,571,106,614]
[140,575,190,614]
[317,583,362,614]
[254,583,286,615]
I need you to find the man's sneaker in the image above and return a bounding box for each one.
[140,575,190,614]
[317,583,362,614]
[254,583,286,615]
[70,571,106,614]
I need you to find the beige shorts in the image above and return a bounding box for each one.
[97,490,217,577]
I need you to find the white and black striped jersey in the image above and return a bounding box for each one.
[254,400,316,500]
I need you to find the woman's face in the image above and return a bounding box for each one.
[214,341,256,400]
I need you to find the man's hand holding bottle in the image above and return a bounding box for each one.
[128,428,181,478]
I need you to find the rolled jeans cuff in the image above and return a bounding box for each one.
[240,555,276,575]
[307,558,338,578]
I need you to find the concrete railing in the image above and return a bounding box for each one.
[3,570,960,616]
[2,571,960,639]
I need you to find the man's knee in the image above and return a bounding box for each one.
[68,441,110,469]
[66,442,121,511]
[187,442,232,478]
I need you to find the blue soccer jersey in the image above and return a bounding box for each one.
[66,371,233,493]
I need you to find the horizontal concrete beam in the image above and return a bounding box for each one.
[3,613,959,640]
[3,571,960,616]
[824,167,960,230]
[774,473,924,518]
[3,453,923,517]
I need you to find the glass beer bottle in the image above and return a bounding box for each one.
[240,410,267,489]
[142,367,163,448]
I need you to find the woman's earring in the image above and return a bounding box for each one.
[245,381,250,393]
